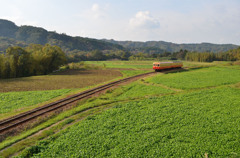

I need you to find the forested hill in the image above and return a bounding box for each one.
[0,19,124,52]
[1,19,238,54]
[0,37,27,51]
[104,39,239,53]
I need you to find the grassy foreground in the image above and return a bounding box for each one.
[14,65,240,158]
[0,89,71,116]
[22,87,240,158]
[147,66,240,89]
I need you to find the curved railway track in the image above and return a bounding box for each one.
[0,71,157,134]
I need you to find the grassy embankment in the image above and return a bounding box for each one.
[10,61,240,158]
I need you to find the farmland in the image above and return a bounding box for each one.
[146,66,240,89]
[102,81,175,100]
[0,61,240,157]
[0,69,122,92]
[0,89,71,117]
[27,87,240,158]
[0,69,122,120]
[85,60,154,70]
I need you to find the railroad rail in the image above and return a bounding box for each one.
[0,71,157,134]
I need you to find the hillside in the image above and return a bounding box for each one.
[104,39,239,53]
[0,19,124,52]
[0,36,27,51]
[1,19,238,54]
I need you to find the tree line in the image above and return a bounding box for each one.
[67,50,131,62]
[184,47,240,62]
[67,47,240,62]
[0,44,239,79]
[0,44,66,79]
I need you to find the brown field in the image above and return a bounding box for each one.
[0,69,122,92]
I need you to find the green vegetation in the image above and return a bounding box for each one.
[103,81,174,100]
[0,44,66,78]
[0,89,71,115]
[25,87,240,157]
[185,47,240,62]
[105,39,238,53]
[85,60,153,77]
[67,50,131,62]
[85,60,152,69]
[119,70,151,77]
[1,19,239,63]
[69,46,240,62]
[0,97,116,157]
[0,19,123,52]
[147,67,240,89]
[1,61,240,157]
[0,37,27,52]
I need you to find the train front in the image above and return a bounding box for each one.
[153,62,160,71]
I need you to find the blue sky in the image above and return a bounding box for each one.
[0,0,240,44]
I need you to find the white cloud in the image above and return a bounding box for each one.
[91,3,99,12]
[76,3,108,20]
[90,3,107,19]
[129,11,160,29]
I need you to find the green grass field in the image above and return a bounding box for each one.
[14,63,240,158]
[85,60,153,69]
[26,87,240,158]
[0,89,71,117]
[119,70,152,77]
[146,67,240,89]
[86,60,214,70]
[1,61,240,157]
[103,81,175,100]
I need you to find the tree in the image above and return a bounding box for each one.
[0,56,11,78]
[6,46,32,77]
[40,44,67,74]
[90,50,105,61]
[176,49,187,60]
[0,54,4,78]
[28,44,67,75]
[0,44,67,79]
[121,51,131,60]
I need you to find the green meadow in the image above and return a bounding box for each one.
[146,66,240,89]
[0,89,71,115]
[15,62,240,158]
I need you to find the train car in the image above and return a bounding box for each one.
[153,61,183,72]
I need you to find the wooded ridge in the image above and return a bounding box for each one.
[0,19,239,54]
[0,19,124,52]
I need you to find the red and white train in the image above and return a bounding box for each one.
[153,61,183,72]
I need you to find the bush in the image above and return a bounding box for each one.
[233,60,240,65]
[19,145,44,158]
[68,62,103,70]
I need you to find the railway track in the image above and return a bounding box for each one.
[0,71,156,134]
